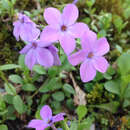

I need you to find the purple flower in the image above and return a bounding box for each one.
[28,105,65,130]
[13,13,40,41]
[40,4,89,55]
[68,30,110,82]
[20,39,61,70]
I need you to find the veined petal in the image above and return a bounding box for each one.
[40,25,59,42]
[13,21,21,41]
[36,47,54,68]
[37,40,53,48]
[27,119,49,130]
[59,34,76,55]
[52,113,65,123]
[40,105,52,122]
[94,37,110,56]
[20,43,32,54]
[69,22,89,38]
[93,56,109,73]
[20,23,40,41]
[62,4,78,25]
[44,7,62,25]
[48,45,61,66]
[25,49,36,70]
[80,60,96,82]
[81,30,97,51]
[68,50,86,66]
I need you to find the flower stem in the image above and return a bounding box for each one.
[51,124,57,130]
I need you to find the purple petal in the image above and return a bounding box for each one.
[48,45,61,66]
[62,4,78,26]
[94,37,110,56]
[93,57,109,73]
[68,50,86,66]
[36,47,54,68]
[20,23,40,41]
[20,43,32,54]
[52,113,65,123]
[25,49,36,70]
[44,7,62,25]
[59,34,76,55]
[69,22,89,38]
[37,40,53,48]
[80,60,96,82]
[81,30,97,51]
[13,21,21,41]
[28,119,49,130]
[40,105,52,122]
[40,25,59,42]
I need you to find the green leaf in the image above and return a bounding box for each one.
[104,80,120,95]
[63,84,75,94]
[52,91,64,102]
[124,84,130,99]
[33,65,46,75]
[4,83,16,95]
[18,55,28,70]
[0,64,20,71]
[93,101,120,113]
[3,94,13,104]
[9,74,23,84]
[39,78,62,93]
[22,84,36,92]
[123,99,130,108]
[0,124,8,130]
[13,95,24,114]
[76,105,87,121]
[117,53,130,75]
[70,121,78,130]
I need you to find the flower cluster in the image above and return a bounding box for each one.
[13,3,110,82]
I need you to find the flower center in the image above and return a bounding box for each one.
[32,42,37,49]
[87,52,94,58]
[61,25,67,32]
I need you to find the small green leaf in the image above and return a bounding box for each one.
[52,91,64,102]
[9,74,23,84]
[22,84,36,91]
[0,124,8,130]
[70,121,78,130]
[33,65,46,75]
[3,94,13,104]
[104,80,120,95]
[0,64,20,71]
[4,83,16,95]
[76,105,87,121]
[13,95,24,114]
[63,84,75,94]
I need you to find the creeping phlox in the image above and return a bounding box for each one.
[28,105,65,130]
[13,3,110,83]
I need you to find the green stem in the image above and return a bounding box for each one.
[63,120,70,130]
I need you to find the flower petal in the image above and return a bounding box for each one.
[40,25,59,42]
[44,7,62,25]
[20,23,40,41]
[37,40,53,48]
[36,47,54,68]
[93,57,109,73]
[68,50,86,66]
[48,45,61,66]
[62,4,78,25]
[94,37,110,56]
[25,49,36,70]
[59,34,76,55]
[13,21,21,41]
[81,30,97,51]
[40,105,52,121]
[20,43,32,54]
[80,60,96,82]
[69,22,89,38]
[27,119,49,130]
[52,113,65,123]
